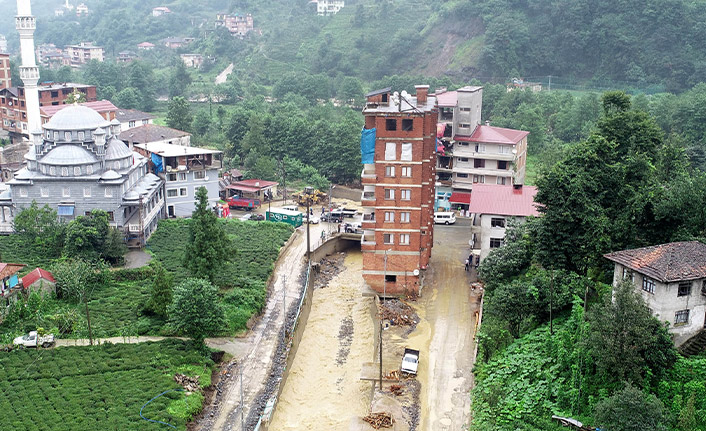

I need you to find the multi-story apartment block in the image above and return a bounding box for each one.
[64,42,104,67]
[315,0,345,15]
[215,13,254,37]
[433,87,529,212]
[360,86,437,295]
[452,124,528,190]
[0,35,7,53]
[133,142,222,218]
[0,82,97,141]
[0,54,10,89]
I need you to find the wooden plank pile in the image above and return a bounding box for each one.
[363,412,395,429]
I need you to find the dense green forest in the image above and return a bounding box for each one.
[2,0,706,89]
[472,92,706,430]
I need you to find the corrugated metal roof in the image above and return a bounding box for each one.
[435,91,458,107]
[468,184,540,217]
[233,179,278,188]
[41,100,117,118]
[21,267,55,287]
[0,263,25,280]
[456,125,529,145]
[449,192,471,204]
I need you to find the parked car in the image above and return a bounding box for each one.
[321,212,343,223]
[433,212,457,225]
[344,222,362,234]
[240,213,265,221]
[303,214,320,224]
[13,331,55,348]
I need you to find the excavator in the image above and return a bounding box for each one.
[291,186,328,206]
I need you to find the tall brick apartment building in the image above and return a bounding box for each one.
[360,86,438,295]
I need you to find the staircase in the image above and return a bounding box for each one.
[679,329,706,356]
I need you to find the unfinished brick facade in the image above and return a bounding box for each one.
[361,85,438,295]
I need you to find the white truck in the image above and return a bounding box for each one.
[13,331,55,348]
[401,348,420,375]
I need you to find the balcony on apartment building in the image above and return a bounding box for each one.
[437,156,453,172]
[360,229,376,248]
[361,185,376,205]
[361,163,376,184]
[453,143,516,161]
[361,209,375,228]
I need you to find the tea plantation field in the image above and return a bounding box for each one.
[148,219,294,332]
[0,340,214,431]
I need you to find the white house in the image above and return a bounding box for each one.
[604,241,706,347]
[468,183,539,261]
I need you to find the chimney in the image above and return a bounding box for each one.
[415,85,429,106]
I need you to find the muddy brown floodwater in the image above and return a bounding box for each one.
[268,250,374,430]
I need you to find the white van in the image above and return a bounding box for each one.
[434,212,457,225]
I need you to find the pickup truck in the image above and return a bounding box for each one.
[227,197,261,211]
[13,331,55,348]
[401,348,420,375]
[331,208,358,218]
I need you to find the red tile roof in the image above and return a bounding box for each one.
[468,184,540,217]
[604,241,706,283]
[449,192,471,205]
[21,268,55,287]
[0,263,26,280]
[456,125,529,145]
[41,100,117,117]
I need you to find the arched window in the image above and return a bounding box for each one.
[74,166,81,176]
[64,132,71,141]
[61,167,68,177]
[78,131,85,140]
[86,165,93,175]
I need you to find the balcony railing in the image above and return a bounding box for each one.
[362,191,375,201]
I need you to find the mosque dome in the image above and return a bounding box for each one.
[43,105,111,131]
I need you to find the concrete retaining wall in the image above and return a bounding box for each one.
[331,185,362,202]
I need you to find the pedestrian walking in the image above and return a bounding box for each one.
[464,258,469,271]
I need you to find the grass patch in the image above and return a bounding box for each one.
[525,154,538,186]
[0,340,214,431]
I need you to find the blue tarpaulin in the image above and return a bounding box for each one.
[9,275,18,288]
[360,128,376,164]
[151,153,163,173]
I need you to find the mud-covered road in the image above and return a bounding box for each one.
[412,223,480,430]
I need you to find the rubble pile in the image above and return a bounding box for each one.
[313,253,346,289]
[381,299,419,327]
[389,384,404,396]
[174,373,201,393]
[336,315,354,365]
[363,412,395,429]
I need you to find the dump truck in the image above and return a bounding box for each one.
[400,348,420,375]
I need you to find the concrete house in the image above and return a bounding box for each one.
[604,241,706,347]
[468,183,539,261]
[115,109,154,132]
[21,267,55,295]
[133,142,222,217]
[119,124,190,148]
[0,105,165,245]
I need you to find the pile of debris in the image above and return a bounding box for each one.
[381,299,419,327]
[363,412,395,429]
[313,253,345,289]
[174,373,201,393]
[389,384,404,396]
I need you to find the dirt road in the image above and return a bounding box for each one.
[268,251,374,430]
[196,222,330,431]
[215,63,234,84]
[410,224,479,430]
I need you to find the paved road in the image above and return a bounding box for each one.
[416,224,479,430]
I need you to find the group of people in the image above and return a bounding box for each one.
[464,254,479,271]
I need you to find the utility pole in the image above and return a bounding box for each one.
[328,183,333,236]
[548,75,552,92]
[306,195,311,263]
[379,250,388,390]
[282,274,286,341]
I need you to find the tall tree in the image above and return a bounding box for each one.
[168,278,226,346]
[166,96,193,132]
[168,59,192,98]
[586,281,677,388]
[183,187,229,284]
[594,384,667,431]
